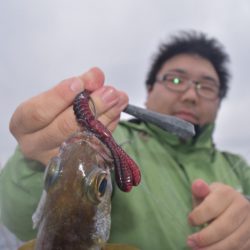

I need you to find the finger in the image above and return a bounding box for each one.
[90,86,128,116]
[192,179,210,207]
[188,184,235,226]
[18,86,127,163]
[18,106,78,162]
[96,90,128,129]
[10,67,105,136]
[192,179,210,199]
[187,196,249,248]
[42,85,125,146]
[189,215,250,250]
[106,116,121,132]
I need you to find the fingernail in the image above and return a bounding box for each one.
[69,77,83,93]
[101,87,119,104]
[187,239,198,249]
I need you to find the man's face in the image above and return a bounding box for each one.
[145,54,221,126]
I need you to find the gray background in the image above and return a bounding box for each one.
[1,0,250,167]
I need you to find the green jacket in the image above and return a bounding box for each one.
[1,120,250,250]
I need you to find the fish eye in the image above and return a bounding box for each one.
[97,175,108,197]
[93,172,108,202]
[85,168,110,203]
[44,156,61,191]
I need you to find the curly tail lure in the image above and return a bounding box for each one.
[73,90,141,192]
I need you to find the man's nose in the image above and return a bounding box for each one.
[180,82,199,103]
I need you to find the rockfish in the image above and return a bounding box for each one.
[27,131,112,250]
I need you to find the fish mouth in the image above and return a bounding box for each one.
[63,132,113,158]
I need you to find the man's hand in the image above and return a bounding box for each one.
[187,179,250,250]
[10,67,128,166]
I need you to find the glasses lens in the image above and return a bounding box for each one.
[197,81,219,100]
[172,76,181,85]
[163,74,189,92]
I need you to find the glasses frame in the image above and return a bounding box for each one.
[157,73,220,101]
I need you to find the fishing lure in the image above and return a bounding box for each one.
[73,90,141,192]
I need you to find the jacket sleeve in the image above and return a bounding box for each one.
[235,157,250,195]
[223,152,250,196]
[0,147,44,241]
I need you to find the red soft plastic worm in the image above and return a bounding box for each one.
[73,90,141,192]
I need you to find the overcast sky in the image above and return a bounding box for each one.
[1,0,250,167]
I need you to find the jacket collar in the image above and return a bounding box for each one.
[146,122,215,149]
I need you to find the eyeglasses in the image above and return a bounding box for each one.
[157,73,220,100]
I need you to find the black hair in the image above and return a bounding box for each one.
[145,31,231,99]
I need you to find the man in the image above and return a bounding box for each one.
[1,31,250,249]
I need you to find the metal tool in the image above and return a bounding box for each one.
[123,104,195,139]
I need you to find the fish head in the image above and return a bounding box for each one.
[44,131,113,203]
[34,131,113,249]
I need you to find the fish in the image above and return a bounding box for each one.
[19,89,141,250]
[25,131,113,250]
[19,131,139,250]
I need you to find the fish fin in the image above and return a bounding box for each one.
[18,239,36,250]
[32,190,47,229]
